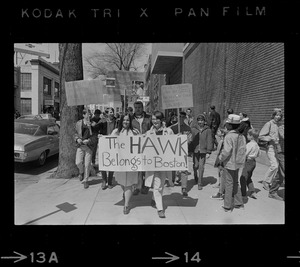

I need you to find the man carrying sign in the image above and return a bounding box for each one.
[170,111,192,197]
[131,101,152,195]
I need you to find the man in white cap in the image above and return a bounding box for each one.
[218,114,247,211]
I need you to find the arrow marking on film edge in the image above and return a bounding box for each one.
[152,252,180,264]
[287,251,300,262]
[1,251,27,263]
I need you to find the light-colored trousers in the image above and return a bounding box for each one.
[151,172,166,211]
[75,145,92,182]
[264,146,278,184]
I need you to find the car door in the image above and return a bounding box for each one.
[47,125,60,155]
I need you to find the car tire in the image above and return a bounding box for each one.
[37,151,47,166]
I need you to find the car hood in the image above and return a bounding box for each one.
[14,133,43,150]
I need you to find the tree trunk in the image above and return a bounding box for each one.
[51,43,84,179]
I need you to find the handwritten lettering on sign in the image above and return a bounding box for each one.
[98,135,188,172]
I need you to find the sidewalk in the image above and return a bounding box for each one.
[14,150,284,225]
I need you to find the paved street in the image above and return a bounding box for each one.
[14,150,284,225]
[14,154,58,194]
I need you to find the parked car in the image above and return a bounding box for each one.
[17,114,43,120]
[14,119,60,166]
[39,113,56,122]
[17,114,56,123]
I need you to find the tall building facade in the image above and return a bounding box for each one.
[183,43,284,129]
[18,58,60,116]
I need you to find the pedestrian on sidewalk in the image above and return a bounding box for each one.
[269,122,284,201]
[208,105,221,150]
[99,107,117,190]
[111,114,140,214]
[184,108,194,127]
[74,109,97,189]
[90,109,102,168]
[190,114,213,190]
[239,128,261,202]
[131,101,152,195]
[170,111,192,197]
[258,108,283,191]
[211,127,227,200]
[237,112,252,143]
[219,114,246,211]
[222,108,234,128]
[144,111,174,218]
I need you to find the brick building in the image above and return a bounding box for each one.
[183,43,284,129]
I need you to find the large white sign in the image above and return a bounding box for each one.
[98,135,188,172]
[65,79,121,106]
[161,83,193,109]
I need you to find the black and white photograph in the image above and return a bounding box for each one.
[3,4,300,267]
[14,42,285,225]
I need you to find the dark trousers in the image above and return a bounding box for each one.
[211,127,218,148]
[240,159,256,196]
[91,139,98,164]
[269,152,285,194]
[101,171,114,186]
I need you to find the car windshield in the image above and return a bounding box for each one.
[14,122,40,136]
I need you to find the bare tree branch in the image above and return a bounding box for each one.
[84,43,148,78]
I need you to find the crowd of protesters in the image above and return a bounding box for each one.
[74,103,285,217]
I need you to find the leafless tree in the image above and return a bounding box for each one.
[84,43,148,78]
[51,43,84,179]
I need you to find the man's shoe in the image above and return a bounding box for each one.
[157,210,166,218]
[101,182,107,190]
[78,173,84,181]
[198,184,203,190]
[210,192,224,200]
[141,187,149,194]
[268,193,284,201]
[234,204,245,210]
[108,185,113,189]
[182,188,188,197]
[249,192,258,199]
[133,188,140,195]
[151,199,156,209]
[83,181,89,189]
[262,181,270,191]
[123,206,130,215]
[221,206,232,212]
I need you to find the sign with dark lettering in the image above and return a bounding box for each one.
[98,135,188,171]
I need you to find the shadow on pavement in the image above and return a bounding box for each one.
[202,176,218,186]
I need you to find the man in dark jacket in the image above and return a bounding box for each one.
[131,101,152,195]
[170,111,192,197]
[190,114,213,190]
[99,107,117,190]
[209,105,221,150]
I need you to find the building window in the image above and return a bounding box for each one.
[54,82,60,98]
[20,98,32,115]
[20,73,32,91]
[43,77,52,95]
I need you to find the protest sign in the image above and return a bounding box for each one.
[65,79,121,106]
[98,135,188,172]
[161,83,193,110]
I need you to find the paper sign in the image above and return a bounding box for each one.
[161,83,193,109]
[98,135,188,172]
[65,79,121,106]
